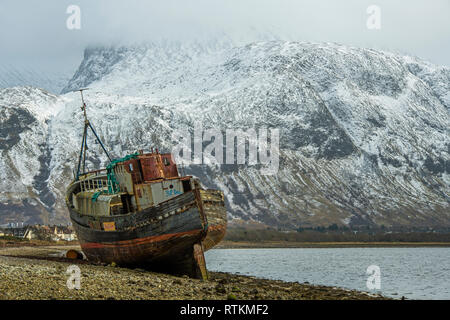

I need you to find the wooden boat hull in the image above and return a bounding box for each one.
[199,189,227,251]
[68,189,227,278]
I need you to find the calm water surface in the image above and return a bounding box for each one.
[205,248,450,300]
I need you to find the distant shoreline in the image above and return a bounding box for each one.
[2,239,450,249]
[216,240,450,249]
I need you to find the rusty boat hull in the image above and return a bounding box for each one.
[68,187,227,278]
[66,93,227,279]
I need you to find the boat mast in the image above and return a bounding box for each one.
[75,89,112,180]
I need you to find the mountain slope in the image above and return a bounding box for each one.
[0,87,66,224]
[1,41,449,228]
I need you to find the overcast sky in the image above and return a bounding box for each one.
[0,0,449,79]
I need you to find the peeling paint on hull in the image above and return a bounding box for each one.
[68,189,227,278]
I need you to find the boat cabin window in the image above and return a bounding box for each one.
[182,180,191,192]
[129,163,133,171]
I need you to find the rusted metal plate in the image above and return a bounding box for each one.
[122,159,142,184]
[140,156,164,181]
[161,154,179,178]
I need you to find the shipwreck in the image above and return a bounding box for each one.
[65,89,227,279]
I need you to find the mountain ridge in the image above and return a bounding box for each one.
[1,40,449,228]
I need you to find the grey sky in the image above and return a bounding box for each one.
[0,0,449,82]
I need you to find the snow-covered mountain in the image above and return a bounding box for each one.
[0,87,66,224]
[1,41,449,228]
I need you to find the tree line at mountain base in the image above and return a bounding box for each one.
[224,225,450,243]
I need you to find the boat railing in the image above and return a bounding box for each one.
[79,177,112,194]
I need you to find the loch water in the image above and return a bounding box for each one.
[205,247,450,300]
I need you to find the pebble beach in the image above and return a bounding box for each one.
[0,244,388,300]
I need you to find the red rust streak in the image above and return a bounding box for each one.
[207,225,226,231]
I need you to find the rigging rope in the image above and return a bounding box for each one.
[90,152,140,202]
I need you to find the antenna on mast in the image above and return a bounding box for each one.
[78,88,89,123]
[74,89,112,180]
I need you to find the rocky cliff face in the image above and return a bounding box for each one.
[1,41,449,228]
[0,87,66,224]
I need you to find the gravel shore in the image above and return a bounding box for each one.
[0,245,388,300]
